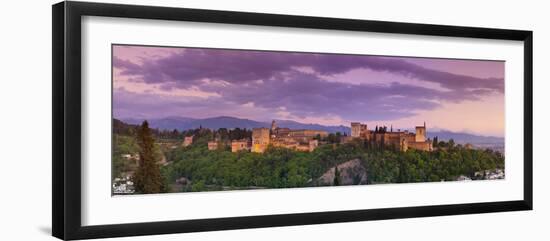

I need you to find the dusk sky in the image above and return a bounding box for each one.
[112,45,505,137]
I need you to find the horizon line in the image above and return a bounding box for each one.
[113,115,504,139]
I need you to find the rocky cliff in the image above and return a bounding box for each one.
[317,159,368,186]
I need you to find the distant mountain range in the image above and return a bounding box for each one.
[121,116,350,135]
[120,116,504,145]
[426,130,503,145]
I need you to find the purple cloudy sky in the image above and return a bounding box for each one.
[113,45,505,137]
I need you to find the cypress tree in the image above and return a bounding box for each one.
[133,121,162,194]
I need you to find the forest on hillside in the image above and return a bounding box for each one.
[112,120,505,194]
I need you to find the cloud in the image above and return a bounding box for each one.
[113,46,504,122]
[218,71,450,120]
[115,48,503,92]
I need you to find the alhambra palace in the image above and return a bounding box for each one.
[199,120,433,153]
[348,122,433,152]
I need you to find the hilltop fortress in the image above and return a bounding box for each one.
[348,122,432,152]
[250,121,328,153]
[206,120,432,153]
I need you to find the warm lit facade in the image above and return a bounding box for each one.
[214,121,329,153]
[207,141,219,150]
[308,139,319,152]
[351,122,368,138]
[231,139,251,152]
[288,129,329,138]
[415,125,426,142]
[252,128,271,153]
[350,122,432,152]
[207,120,432,153]
[272,127,290,137]
[268,121,327,152]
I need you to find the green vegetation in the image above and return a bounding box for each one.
[363,145,504,183]
[132,121,164,194]
[112,135,139,178]
[112,124,504,194]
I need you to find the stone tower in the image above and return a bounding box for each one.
[415,122,426,142]
[351,122,361,137]
[351,122,368,138]
[252,128,270,153]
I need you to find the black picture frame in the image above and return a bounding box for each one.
[52,1,533,240]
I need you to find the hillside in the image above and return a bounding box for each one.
[120,116,504,147]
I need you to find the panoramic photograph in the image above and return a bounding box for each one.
[111,44,505,195]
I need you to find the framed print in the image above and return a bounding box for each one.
[52,1,533,240]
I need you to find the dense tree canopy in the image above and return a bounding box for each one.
[113,125,505,193]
